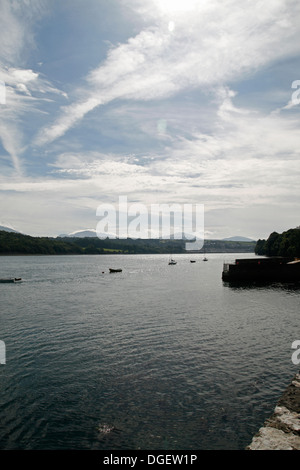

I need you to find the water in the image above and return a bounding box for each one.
[0,253,299,450]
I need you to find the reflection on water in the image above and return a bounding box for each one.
[224,280,300,292]
[0,253,299,450]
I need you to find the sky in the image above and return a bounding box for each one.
[0,0,300,240]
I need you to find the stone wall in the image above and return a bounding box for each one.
[247,372,300,450]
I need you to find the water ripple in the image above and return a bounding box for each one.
[0,254,299,449]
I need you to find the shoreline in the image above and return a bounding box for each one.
[247,371,300,450]
[0,251,256,256]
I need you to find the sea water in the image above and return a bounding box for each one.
[0,253,299,450]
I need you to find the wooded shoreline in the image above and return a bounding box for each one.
[0,230,256,255]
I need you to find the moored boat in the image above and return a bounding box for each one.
[168,253,177,265]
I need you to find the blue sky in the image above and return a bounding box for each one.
[0,0,300,239]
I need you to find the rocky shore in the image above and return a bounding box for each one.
[247,371,300,450]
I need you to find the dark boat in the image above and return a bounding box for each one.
[222,257,300,282]
[109,268,122,273]
[0,278,22,283]
[190,260,196,263]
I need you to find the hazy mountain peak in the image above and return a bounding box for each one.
[0,224,20,233]
[222,236,256,242]
[59,229,116,239]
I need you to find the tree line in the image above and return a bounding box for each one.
[255,227,300,257]
[0,230,256,255]
[0,231,82,255]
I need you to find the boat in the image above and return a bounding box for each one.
[190,260,196,263]
[203,257,208,261]
[168,257,177,265]
[0,278,22,283]
[222,257,300,282]
[109,268,122,273]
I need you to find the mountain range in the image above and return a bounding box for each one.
[222,236,255,242]
[59,230,256,241]
[0,224,256,241]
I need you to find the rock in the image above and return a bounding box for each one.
[247,371,300,450]
[268,406,300,433]
[247,427,300,450]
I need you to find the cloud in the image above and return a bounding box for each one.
[1,0,300,237]
[31,87,298,213]
[34,0,300,147]
[34,96,100,147]
[0,1,67,174]
[0,65,67,174]
[0,122,23,174]
[0,0,48,64]
[1,82,299,238]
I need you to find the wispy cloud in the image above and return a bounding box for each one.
[60,86,299,208]
[0,0,66,174]
[0,67,67,174]
[35,88,299,213]
[1,0,300,237]
[34,0,300,147]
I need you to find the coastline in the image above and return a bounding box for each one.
[0,251,255,256]
[247,371,300,450]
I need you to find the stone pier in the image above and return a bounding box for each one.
[247,372,300,450]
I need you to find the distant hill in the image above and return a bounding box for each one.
[59,229,116,239]
[222,236,256,242]
[0,230,83,255]
[59,229,199,240]
[0,225,20,233]
[0,230,256,255]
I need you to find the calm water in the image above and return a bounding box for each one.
[0,253,299,450]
